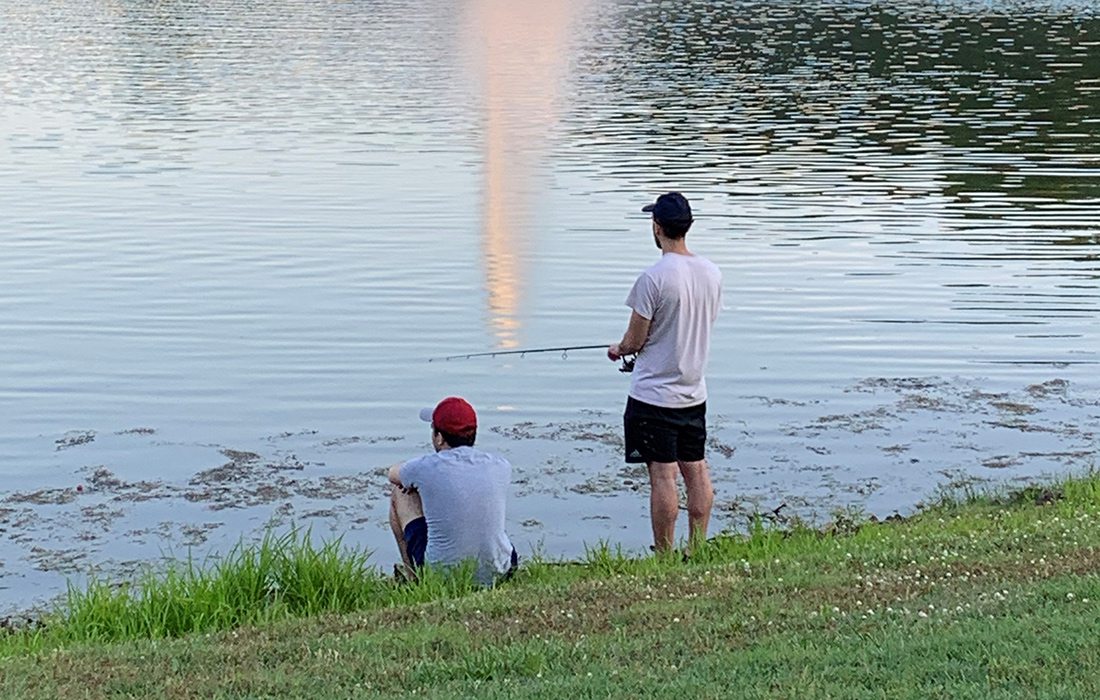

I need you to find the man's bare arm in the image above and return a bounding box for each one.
[387,462,405,487]
[608,311,652,360]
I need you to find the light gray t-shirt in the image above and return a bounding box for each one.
[399,446,514,585]
[625,252,722,408]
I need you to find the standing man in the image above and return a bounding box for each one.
[388,396,517,585]
[608,192,723,553]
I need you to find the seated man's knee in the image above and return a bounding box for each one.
[391,487,424,527]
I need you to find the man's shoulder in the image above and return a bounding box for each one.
[471,447,511,469]
[446,446,510,467]
[649,253,720,279]
[402,451,440,472]
[694,255,722,283]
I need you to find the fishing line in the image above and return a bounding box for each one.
[429,344,635,372]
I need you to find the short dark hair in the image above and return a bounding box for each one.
[436,428,476,448]
[657,218,692,239]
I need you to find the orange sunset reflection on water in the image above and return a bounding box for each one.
[464,0,586,348]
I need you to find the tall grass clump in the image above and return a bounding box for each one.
[58,529,387,642]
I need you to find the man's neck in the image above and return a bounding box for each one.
[659,238,691,256]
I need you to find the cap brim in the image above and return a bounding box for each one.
[641,203,656,213]
[418,407,434,423]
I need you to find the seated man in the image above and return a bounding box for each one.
[388,396,517,585]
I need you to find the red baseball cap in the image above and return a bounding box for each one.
[418,396,477,436]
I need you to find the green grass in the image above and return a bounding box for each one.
[1,529,482,651]
[2,474,1100,698]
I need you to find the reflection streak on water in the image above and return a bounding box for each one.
[468,0,586,349]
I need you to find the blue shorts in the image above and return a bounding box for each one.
[402,517,519,578]
[403,517,429,568]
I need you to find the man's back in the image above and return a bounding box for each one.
[400,446,513,584]
[626,252,722,408]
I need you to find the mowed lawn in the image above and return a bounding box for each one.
[2,478,1100,699]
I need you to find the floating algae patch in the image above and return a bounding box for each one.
[570,474,625,496]
[80,503,125,527]
[896,393,959,412]
[191,450,264,485]
[707,436,736,459]
[982,455,1022,469]
[27,547,87,574]
[294,474,379,500]
[80,466,170,502]
[185,481,291,511]
[179,523,223,547]
[1027,379,1069,399]
[804,407,895,434]
[320,435,403,448]
[492,420,621,448]
[990,400,1040,415]
[495,418,624,451]
[851,377,950,393]
[4,488,78,506]
[54,431,95,450]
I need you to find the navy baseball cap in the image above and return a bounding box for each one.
[641,192,693,225]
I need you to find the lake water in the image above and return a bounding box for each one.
[1,0,1098,611]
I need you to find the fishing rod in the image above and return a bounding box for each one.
[429,344,636,372]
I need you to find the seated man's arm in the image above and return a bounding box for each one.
[387,462,406,487]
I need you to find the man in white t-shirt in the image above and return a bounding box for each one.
[608,192,723,553]
[387,396,517,585]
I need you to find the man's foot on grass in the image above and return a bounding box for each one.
[392,563,416,585]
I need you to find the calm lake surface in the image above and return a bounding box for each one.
[1,0,1098,610]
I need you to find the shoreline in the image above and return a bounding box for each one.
[2,471,1100,696]
[1,373,1096,615]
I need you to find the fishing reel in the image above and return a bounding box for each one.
[619,354,636,373]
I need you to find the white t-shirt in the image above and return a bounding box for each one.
[399,446,514,585]
[625,252,722,408]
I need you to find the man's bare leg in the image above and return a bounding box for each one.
[678,459,713,551]
[389,486,424,574]
[648,461,680,552]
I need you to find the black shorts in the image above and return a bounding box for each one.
[623,396,707,464]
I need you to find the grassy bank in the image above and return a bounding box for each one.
[3,476,1100,698]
